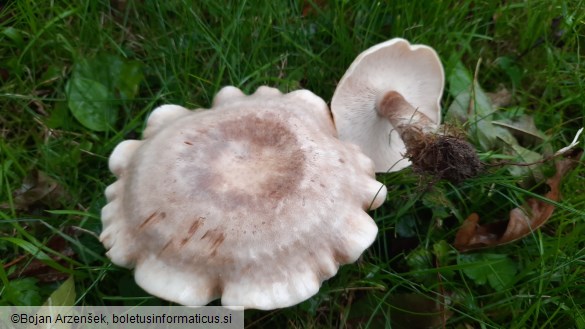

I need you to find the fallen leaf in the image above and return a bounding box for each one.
[33,277,76,327]
[486,86,512,108]
[345,291,452,329]
[301,0,328,17]
[454,151,582,251]
[445,61,550,159]
[43,276,76,306]
[0,68,8,81]
[445,61,519,152]
[0,170,71,210]
[502,140,545,186]
[111,0,128,12]
[388,293,453,329]
[492,115,547,147]
[5,231,76,282]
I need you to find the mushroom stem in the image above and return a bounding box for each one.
[376,91,435,149]
[377,90,482,183]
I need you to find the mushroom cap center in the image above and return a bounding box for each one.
[125,108,308,220]
[203,113,306,202]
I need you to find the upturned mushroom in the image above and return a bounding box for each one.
[100,86,387,310]
[331,38,481,182]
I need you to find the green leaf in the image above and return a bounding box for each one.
[445,89,470,124]
[433,240,455,280]
[66,76,115,132]
[474,120,515,152]
[65,54,143,131]
[395,215,417,238]
[448,61,472,97]
[458,253,517,291]
[496,56,524,88]
[0,278,42,306]
[422,188,456,220]
[73,55,143,100]
[46,101,72,129]
[445,63,492,119]
[445,61,521,152]
[446,61,492,116]
[39,64,63,85]
[43,276,76,306]
[504,142,543,180]
[117,60,144,100]
[2,27,25,48]
[433,240,451,265]
[405,247,434,283]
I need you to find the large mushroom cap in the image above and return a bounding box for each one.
[331,38,445,173]
[100,86,387,310]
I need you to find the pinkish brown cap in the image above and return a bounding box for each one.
[331,38,444,173]
[100,86,387,310]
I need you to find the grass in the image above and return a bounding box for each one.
[1,0,584,327]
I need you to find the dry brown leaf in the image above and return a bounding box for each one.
[486,86,512,108]
[0,170,70,210]
[5,231,76,283]
[0,68,8,82]
[388,293,453,329]
[492,116,548,147]
[301,0,328,17]
[344,291,452,329]
[454,151,581,252]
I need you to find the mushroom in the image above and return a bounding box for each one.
[331,38,481,182]
[100,86,387,310]
[331,38,444,173]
